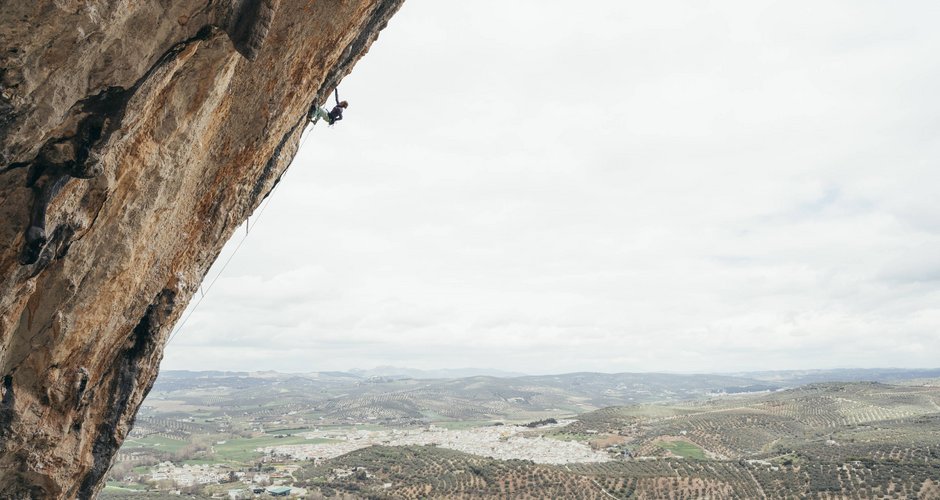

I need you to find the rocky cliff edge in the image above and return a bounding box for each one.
[0,1,403,497]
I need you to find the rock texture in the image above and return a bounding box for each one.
[0,1,403,497]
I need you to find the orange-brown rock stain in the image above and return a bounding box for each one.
[0,0,404,496]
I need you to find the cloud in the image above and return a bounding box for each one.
[163,0,940,374]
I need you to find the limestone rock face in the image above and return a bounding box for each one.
[0,1,403,497]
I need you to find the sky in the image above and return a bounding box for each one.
[163,0,940,375]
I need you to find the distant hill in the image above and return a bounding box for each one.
[728,367,940,385]
[557,381,940,461]
[157,367,940,385]
[145,370,787,429]
[349,366,528,379]
[149,368,940,424]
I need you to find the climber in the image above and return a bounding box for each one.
[328,100,348,124]
[314,100,348,125]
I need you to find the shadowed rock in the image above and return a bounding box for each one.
[218,0,281,61]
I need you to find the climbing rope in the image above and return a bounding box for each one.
[166,123,318,345]
[165,185,277,345]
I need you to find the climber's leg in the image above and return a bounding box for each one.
[314,106,331,124]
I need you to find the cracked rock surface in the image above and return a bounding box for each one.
[0,1,403,497]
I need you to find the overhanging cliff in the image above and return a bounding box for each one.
[0,1,404,497]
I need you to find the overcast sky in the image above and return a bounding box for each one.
[163,0,940,374]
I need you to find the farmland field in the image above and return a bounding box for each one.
[656,439,706,459]
[105,369,940,499]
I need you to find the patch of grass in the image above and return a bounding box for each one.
[104,482,147,491]
[263,427,311,435]
[121,435,188,453]
[657,440,706,460]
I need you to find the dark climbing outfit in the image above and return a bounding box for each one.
[327,105,344,125]
[312,88,346,126]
